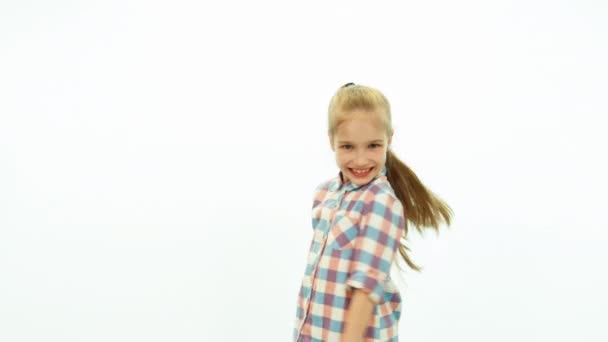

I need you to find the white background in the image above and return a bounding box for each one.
[1,1,607,341]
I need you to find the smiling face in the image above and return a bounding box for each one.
[329,110,393,186]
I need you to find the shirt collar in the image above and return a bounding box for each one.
[330,165,387,192]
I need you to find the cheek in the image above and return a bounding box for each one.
[375,149,387,162]
[335,152,348,164]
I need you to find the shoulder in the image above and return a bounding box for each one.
[360,176,404,219]
[311,176,339,208]
[314,177,334,193]
[365,175,399,201]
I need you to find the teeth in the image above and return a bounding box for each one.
[353,168,371,174]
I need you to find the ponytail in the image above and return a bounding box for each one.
[386,149,453,271]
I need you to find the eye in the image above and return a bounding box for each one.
[370,143,381,148]
[340,145,353,150]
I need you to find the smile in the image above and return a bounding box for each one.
[349,167,373,178]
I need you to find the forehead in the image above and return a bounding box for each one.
[335,112,387,142]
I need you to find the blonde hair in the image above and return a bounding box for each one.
[328,83,453,271]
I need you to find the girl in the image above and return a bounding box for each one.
[294,83,453,342]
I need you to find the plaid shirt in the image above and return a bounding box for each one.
[294,166,405,342]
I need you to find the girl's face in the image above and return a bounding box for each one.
[329,110,393,187]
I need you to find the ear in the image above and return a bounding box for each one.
[328,133,335,151]
[388,130,394,146]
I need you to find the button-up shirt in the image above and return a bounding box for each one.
[294,166,405,342]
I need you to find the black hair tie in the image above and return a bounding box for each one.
[342,82,355,88]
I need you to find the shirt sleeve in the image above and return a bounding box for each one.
[345,191,405,304]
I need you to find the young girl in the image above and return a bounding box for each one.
[294,83,453,342]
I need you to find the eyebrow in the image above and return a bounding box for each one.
[337,139,384,144]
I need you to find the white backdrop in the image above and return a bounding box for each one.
[1,1,607,341]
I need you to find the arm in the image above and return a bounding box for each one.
[342,289,375,342]
[343,192,405,340]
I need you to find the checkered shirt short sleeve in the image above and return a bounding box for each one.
[294,171,405,342]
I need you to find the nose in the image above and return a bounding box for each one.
[353,151,370,167]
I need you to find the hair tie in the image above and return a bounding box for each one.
[342,82,355,88]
